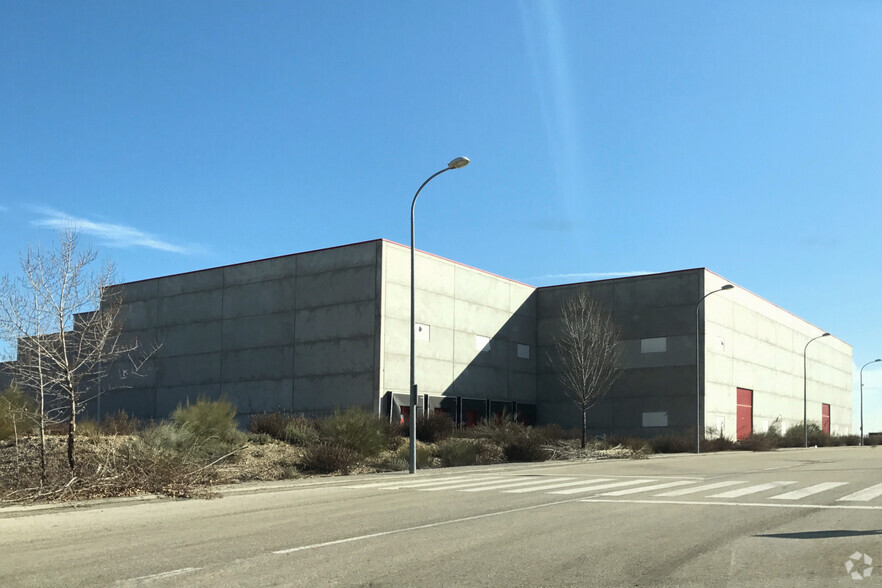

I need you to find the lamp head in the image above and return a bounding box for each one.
[721,284,734,291]
[822,332,831,337]
[448,156,470,169]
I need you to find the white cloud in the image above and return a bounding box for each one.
[30,207,200,255]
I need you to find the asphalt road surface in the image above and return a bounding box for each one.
[2,447,881,587]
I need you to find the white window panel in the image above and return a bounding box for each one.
[475,335,491,353]
[517,344,530,359]
[415,323,430,341]
[640,337,667,353]
[642,411,668,427]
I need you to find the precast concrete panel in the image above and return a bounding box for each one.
[119,279,159,303]
[221,346,295,381]
[614,272,698,309]
[157,290,223,326]
[156,321,223,357]
[221,379,295,413]
[453,265,511,311]
[118,299,158,331]
[453,363,509,398]
[413,356,456,395]
[415,288,456,329]
[453,299,515,337]
[293,372,375,412]
[223,255,297,286]
[508,372,537,402]
[616,305,695,339]
[294,302,377,343]
[382,281,413,321]
[155,353,221,387]
[93,387,156,420]
[294,337,376,376]
[158,269,223,297]
[296,241,378,276]
[222,278,297,318]
[222,313,296,350]
[295,266,377,309]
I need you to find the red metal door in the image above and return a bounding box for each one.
[821,403,831,435]
[736,388,753,440]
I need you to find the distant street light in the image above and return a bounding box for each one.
[695,284,734,454]
[860,359,881,446]
[409,157,470,474]
[803,332,831,448]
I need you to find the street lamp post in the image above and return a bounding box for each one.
[695,284,734,454]
[803,332,830,448]
[409,156,470,474]
[860,358,881,446]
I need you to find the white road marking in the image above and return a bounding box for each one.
[419,477,524,491]
[654,480,744,497]
[599,480,696,497]
[502,478,616,494]
[709,481,795,498]
[273,498,582,555]
[550,479,657,495]
[770,482,848,500]
[837,482,882,502]
[118,567,202,584]
[580,498,882,511]
[343,475,483,490]
[459,477,576,492]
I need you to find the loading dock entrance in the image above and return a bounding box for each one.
[822,403,831,435]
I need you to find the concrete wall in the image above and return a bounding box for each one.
[379,241,536,409]
[703,270,853,437]
[537,270,701,436]
[90,241,383,420]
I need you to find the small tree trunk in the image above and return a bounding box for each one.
[67,396,76,470]
[581,410,587,449]
[39,418,46,483]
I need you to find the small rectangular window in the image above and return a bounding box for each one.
[475,335,491,353]
[642,411,668,427]
[516,344,530,359]
[640,337,667,353]
[415,323,430,341]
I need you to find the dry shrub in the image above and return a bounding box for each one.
[435,438,501,467]
[283,419,320,446]
[416,411,455,443]
[299,443,359,475]
[100,411,141,435]
[248,412,294,440]
[318,408,392,458]
[648,434,693,454]
[503,434,551,462]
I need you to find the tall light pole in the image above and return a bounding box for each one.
[409,156,470,473]
[803,332,830,448]
[860,358,881,446]
[695,284,734,453]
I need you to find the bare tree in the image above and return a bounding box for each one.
[553,288,622,449]
[0,230,152,470]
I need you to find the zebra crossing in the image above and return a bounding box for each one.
[342,475,882,505]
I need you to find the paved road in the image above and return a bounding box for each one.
[2,447,881,587]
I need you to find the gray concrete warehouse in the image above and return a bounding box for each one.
[5,239,854,439]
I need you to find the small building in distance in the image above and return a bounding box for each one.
[3,239,853,439]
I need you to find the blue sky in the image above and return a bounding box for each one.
[2,1,881,432]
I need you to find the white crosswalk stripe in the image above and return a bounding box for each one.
[654,480,745,497]
[459,478,577,492]
[344,476,882,505]
[502,479,616,494]
[549,479,657,495]
[709,481,796,498]
[837,482,882,502]
[343,475,481,490]
[599,480,696,497]
[770,482,848,500]
[419,478,525,492]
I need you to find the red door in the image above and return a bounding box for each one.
[736,388,753,440]
[821,403,831,435]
